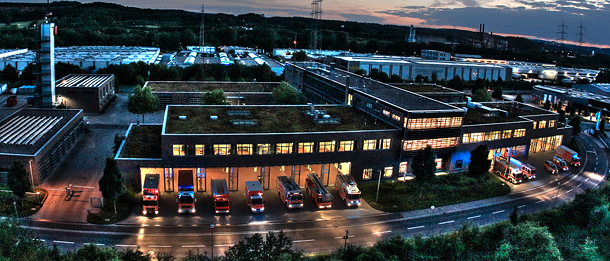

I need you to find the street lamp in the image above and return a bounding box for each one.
[343,229,349,248]
[375,170,382,202]
[429,206,435,233]
[210,224,215,258]
[13,201,18,219]
[553,182,561,208]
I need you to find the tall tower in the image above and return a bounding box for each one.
[36,22,55,107]
[407,25,416,43]
[557,21,568,42]
[310,0,323,50]
[199,4,205,52]
[576,21,586,46]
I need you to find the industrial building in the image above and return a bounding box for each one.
[115,62,570,193]
[328,55,511,81]
[55,74,115,113]
[0,108,83,185]
[532,85,610,118]
[421,50,451,61]
[0,46,160,72]
[169,51,285,76]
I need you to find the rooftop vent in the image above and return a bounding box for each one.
[230,119,257,126]
[227,110,251,116]
[179,116,187,120]
[210,115,218,120]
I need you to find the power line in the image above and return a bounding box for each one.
[310,0,323,50]
[576,21,586,46]
[557,20,568,42]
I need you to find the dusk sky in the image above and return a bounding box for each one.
[7,0,610,48]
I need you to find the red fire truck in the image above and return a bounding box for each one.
[276,176,303,209]
[142,174,160,215]
[493,159,523,184]
[335,174,361,207]
[305,173,333,209]
[211,179,230,214]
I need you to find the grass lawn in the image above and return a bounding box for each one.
[360,172,511,212]
[87,191,135,224]
[0,187,48,217]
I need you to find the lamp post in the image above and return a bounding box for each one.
[375,170,382,202]
[553,182,561,208]
[210,224,215,258]
[429,206,435,234]
[13,201,18,218]
[343,229,349,248]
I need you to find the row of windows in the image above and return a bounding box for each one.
[362,167,394,180]
[402,137,460,151]
[533,120,555,129]
[172,139,391,156]
[405,117,463,130]
[462,128,526,143]
[381,110,402,122]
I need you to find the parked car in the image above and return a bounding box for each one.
[544,160,558,175]
[552,156,569,172]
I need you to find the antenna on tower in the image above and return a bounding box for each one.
[576,21,586,46]
[310,0,323,50]
[199,4,205,52]
[557,20,568,42]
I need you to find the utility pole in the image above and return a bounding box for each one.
[199,4,205,52]
[310,0,323,50]
[576,21,586,46]
[557,21,568,43]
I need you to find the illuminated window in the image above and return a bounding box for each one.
[384,167,393,178]
[392,114,401,121]
[435,158,443,169]
[532,122,537,129]
[502,130,512,139]
[338,141,354,151]
[363,140,377,150]
[383,110,390,116]
[276,143,293,154]
[173,144,186,156]
[538,120,547,129]
[319,141,336,153]
[195,144,204,155]
[381,139,391,149]
[237,144,252,155]
[213,144,231,155]
[514,129,526,137]
[484,131,501,141]
[363,168,373,180]
[463,132,484,144]
[257,144,271,155]
[403,137,459,151]
[298,142,315,153]
[399,162,407,173]
[549,120,556,128]
[407,117,463,130]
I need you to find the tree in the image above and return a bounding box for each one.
[543,100,552,110]
[515,94,524,103]
[468,145,492,178]
[412,146,436,184]
[224,231,301,261]
[291,51,307,61]
[8,161,31,198]
[0,221,50,260]
[272,82,305,105]
[431,72,438,83]
[472,88,492,102]
[1,64,19,83]
[203,89,230,105]
[127,85,158,123]
[99,158,124,214]
[569,116,581,136]
[494,222,562,261]
[492,87,503,99]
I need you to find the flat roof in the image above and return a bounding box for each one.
[56,74,113,88]
[164,105,398,134]
[120,125,162,158]
[391,83,462,93]
[0,109,82,155]
[332,55,506,68]
[145,81,278,92]
[458,102,554,124]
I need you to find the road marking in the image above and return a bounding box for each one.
[467,215,481,220]
[518,205,526,208]
[182,245,205,248]
[552,195,560,198]
[408,226,424,230]
[53,241,74,244]
[72,185,95,189]
[215,244,235,247]
[535,200,544,204]
[587,151,595,153]
[116,245,137,247]
[372,231,392,235]
[36,239,45,242]
[335,235,355,239]
[439,220,454,225]
[586,178,590,182]
[578,183,582,187]
[46,189,64,191]
[148,245,171,248]
[567,189,573,193]
[492,210,505,214]
[84,243,105,246]
[293,239,315,243]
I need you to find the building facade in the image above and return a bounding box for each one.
[55,74,115,113]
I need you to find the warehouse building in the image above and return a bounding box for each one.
[55,74,115,113]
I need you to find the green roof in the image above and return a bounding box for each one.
[392,84,459,93]
[120,125,162,158]
[165,105,398,134]
[146,81,279,92]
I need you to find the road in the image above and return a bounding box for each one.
[20,129,608,258]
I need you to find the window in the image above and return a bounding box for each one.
[195,144,204,155]
[484,131,501,141]
[532,122,537,129]
[339,141,354,152]
[392,114,401,121]
[382,110,390,116]
[257,144,271,155]
[455,160,463,169]
[514,129,526,137]
[402,137,459,151]
[381,139,391,149]
[435,158,443,169]
[276,143,293,154]
[298,142,315,153]
[363,168,373,180]
[549,120,556,128]
[463,132,484,143]
[214,144,231,155]
[538,120,547,129]
[363,140,377,150]
[237,144,252,155]
[502,130,512,139]
[406,117,463,129]
[173,144,186,156]
[319,141,335,153]
[384,167,393,178]
[399,162,407,173]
